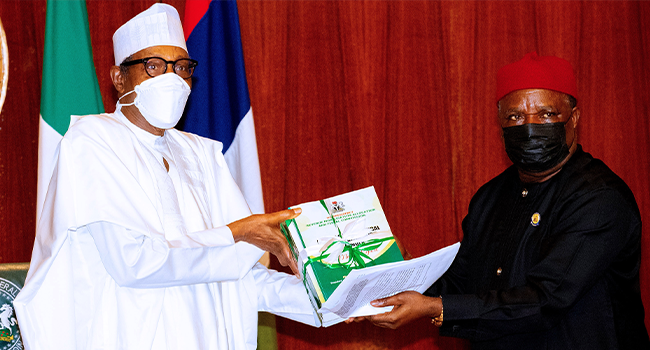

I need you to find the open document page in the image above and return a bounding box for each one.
[319,242,460,319]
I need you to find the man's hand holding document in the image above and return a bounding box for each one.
[281,186,460,327]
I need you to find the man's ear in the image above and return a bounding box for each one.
[570,106,580,129]
[110,66,126,94]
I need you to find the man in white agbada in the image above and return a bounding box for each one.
[14,4,319,349]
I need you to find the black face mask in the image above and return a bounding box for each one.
[502,122,570,173]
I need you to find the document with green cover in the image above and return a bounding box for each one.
[281,187,461,327]
[280,186,403,326]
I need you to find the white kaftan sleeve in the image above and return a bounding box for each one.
[251,263,321,327]
[87,221,247,288]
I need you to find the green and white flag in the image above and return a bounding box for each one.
[37,0,104,218]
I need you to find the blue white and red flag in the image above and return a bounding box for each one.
[181,0,264,215]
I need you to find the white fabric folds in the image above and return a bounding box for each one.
[15,111,318,350]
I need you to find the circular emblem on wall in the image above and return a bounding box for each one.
[531,212,541,227]
[0,278,22,350]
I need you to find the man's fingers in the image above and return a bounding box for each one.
[288,207,302,219]
[274,248,300,278]
[366,313,400,329]
[279,247,299,277]
[371,291,417,307]
[270,207,302,223]
[346,316,366,323]
[288,257,300,278]
[371,295,397,307]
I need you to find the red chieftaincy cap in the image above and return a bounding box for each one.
[496,52,578,103]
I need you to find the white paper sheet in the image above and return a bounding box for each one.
[319,242,460,318]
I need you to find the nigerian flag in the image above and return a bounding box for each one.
[37,0,104,218]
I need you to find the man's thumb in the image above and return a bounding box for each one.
[276,207,302,222]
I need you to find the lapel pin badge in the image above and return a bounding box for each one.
[531,212,541,227]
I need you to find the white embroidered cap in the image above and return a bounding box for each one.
[112,3,187,65]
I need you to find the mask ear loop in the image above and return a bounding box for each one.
[116,89,136,111]
[568,124,578,149]
[564,115,578,150]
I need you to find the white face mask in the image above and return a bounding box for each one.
[117,73,191,129]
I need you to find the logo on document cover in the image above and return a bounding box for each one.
[330,200,346,213]
[0,278,22,350]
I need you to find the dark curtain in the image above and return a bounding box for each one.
[1,1,648,349]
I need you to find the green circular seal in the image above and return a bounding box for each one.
[0,278,22,350]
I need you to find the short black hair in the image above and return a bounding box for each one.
[566,94,577,109]
[119,54,134,77]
